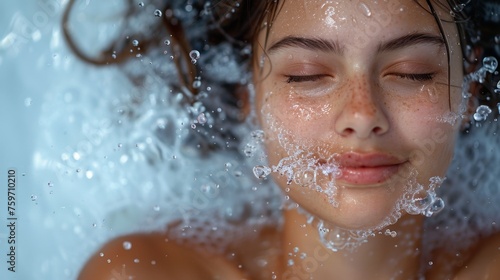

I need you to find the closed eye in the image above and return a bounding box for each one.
[285,75,328,83]
[393,73,435,82]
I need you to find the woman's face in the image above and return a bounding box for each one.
[253,0,464,230]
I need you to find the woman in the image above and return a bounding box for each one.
[74,0,500,279]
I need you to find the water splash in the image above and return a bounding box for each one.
[473,105,492,122]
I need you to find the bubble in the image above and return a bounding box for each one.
[192,80,201,89]
[483,57,498,73]
[154,9,162,17]
[132,40,139,47]
[122,241,132,250]
[384,229,397,238]
[85,170,94,179]
[197,113,207,124]
[429,197,445,214]
[473,105,492,122]
[253,165,272,179]
[191,123,196,129]
[164,39,171,45]
[244,144,255,157]
[294,169,316,187]
[189,50,200,64]
[24,97,32,107]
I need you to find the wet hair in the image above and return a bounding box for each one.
[62,0,498,148]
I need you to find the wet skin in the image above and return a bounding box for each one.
[78,0,500,279]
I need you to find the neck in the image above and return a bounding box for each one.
[281,208,424,280]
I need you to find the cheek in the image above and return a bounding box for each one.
[402,114,457,177]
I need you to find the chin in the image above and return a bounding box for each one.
[317,187,406,231]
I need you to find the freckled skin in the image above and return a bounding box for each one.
[255,0,465,274]
[77,0,500,279]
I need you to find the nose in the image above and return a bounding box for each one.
[334,78,389,139]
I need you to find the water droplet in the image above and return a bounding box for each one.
[117,143,123,148]
[31,195,37,201]
[427,86,439,103]
[138,2,144,7]
[99,252,104,257]
[154,9,162,17]
[24,97,32,107]
[197,113,207,124]
[123,241,132,250]
[134,258,140,263]
[473,105,492,122]
[164,39,170,45]
[189,50,200,64]
[192,80,201,88]
[191,123,196,129]
[359,2,372,17]
[483,56,498,73]
[47,181,54,187]
[253,165,271,179]
[85,170,94,179]
[153,205,160,211]
[384,229,397,238]
[111,53,117,59]
[92,223,96,227]
[429,197,445,214]
[132,39,139,47]
[287,259,294,266]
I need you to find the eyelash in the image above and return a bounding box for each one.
[285,75,326,83]
[394,73,436,81]
[284,73,436,83]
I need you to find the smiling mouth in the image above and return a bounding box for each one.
[321,152,406,186]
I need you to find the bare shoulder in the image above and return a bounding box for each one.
[78,232,248,280]
[454,232,500,280]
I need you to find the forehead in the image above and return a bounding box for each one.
[266,0,448,47]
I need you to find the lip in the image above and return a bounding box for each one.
[333,152,406,185]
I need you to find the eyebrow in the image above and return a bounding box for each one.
[267,36,345,55]
[377,33,445,53]
[266,32,445,55]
